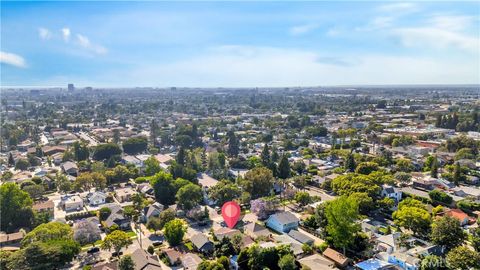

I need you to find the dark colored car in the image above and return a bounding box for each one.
[87,247,99,254]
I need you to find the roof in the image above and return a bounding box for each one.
[355,259,393,270]
[163,248,182,262]
[130,248,162,270]
[198,173,219,188]
[92,261,118,270]
[145,202,164,218]
[445,208,469,221]
[287,230,314,244]
[214,227,240,240]
[32,200,54,211]
[155,154,173,164]
[181,253,203,270]
[61,161,78,171]
[269,211,299,225]
[244,222,270,237]
[323,248,350,266]
[190,233,211,249]
[298,254,338,270]
[0,231,25,243]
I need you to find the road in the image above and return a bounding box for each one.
[304,186,336,202]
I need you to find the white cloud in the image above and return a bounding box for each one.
[38,27,52,40]
[377,3,418,13]
[428,15,475,31]
[289,23,319,36]
[124,45,479,86]
[76,34,107,55]
[62,27,71,42]
[0,51,27,68]
[356,16,395,31]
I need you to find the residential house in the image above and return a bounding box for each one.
[381,185,402,203]
[444,208,471,226]
[388,252,420,270]
[142,202,164,223]
[214,227,241,240]
[451,186,480,200]
[104,204,131,230]
[130,248,162,270]
[61,161,78,176]
[87,192,108,206]
[121,155,143,168]
[266,211,299,233]
[274,234,304,257]
[32,200,54,218]
[375,233,402,254]
[190,233,214,254]
[287,230,314,245]
[115,187,135,203]
[0,231,25,250]
[181,253,203,270]
[299,254,339,270]
[91,261,118,270]
[323,248,351,268]
[62,195,84,211]
[163,248,182,266]
[244,222,271,239]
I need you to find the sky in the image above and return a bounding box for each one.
[1,1,479,88]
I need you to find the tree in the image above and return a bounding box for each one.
[278,155,291,179]
[278,254,297,270]
[22,184,44,200]
[176,183,203,210]
[215,237,236,257]
[430,216,465,251]
[150,171,176,205]
[344,153,356,172]
[1,182,34,232]
[428,190,453,205]
[8,152,15,166]
[91,172,107,189]
[453,162,461,186]
[294,191,312,206]
[261,144,270,166]
[164,219,186,246]
[7,239,80,269]
[122,137,148,155]
[227,131,239,157]
[325,196,360,254]
[355,162,379,175]
[22,222,73,246]
[472,227,480,252]
[430,156,438,178]
[393,199,431,237]
[240,167,274,199]
[99,207,112,221]
[73,141,89,161]
[119,255,135,270]
[144,156,161,176]
[208,180,241,206]
[73,220,102,246]
[15,158,30,171]
[93,143,122,160]
[446,246,480,270]
[395,158,413,172]
[394,172,411,185]
[101,230,133,257]
[75,173,94,191]
[419,255,448,270]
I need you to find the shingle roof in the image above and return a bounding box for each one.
[287,230,314,244]
[190,233,211,249]
[270,211,299,225]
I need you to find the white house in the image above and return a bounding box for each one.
[63,195,84,211]
[381,184,402,203]
[87,192,108,206]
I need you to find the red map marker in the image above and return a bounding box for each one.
[221,201,241,229]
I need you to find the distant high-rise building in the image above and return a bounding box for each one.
[68,83,75,91]
[85,86,93,91]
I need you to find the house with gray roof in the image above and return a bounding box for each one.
[287,229,314,245]
[190,233,214,254]
[266,211,299,233]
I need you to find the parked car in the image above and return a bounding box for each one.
[111,251,123,257]
[87,247,99,254]
[152,240,163,246]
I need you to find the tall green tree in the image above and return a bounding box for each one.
[261,144,270,167]
[119,255,135,270]
[101,230,133,257]
[150,171,176,205]
[240,167,274,199]
[325,196,360,254]
[430,216,465,251]
[446,246,480,270]
[176,183,203,210]
[1,182,34,232]
[278,155,290,179]
[227,130,239,157]
[144,156,161,176]
[164,219,186,246]
[344,152,356,172]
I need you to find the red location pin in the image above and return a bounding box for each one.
[221,201,241,229]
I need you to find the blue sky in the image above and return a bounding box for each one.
[1,1,479,87]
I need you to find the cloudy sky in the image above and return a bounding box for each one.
[1,1,479,87]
